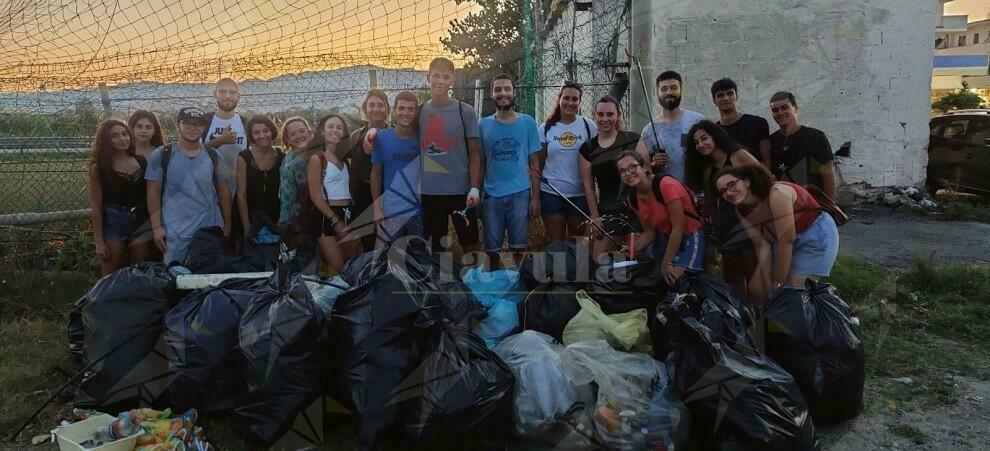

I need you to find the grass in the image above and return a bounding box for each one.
[0,158,89,215]
[826,255,990,412]
[1,252,988,448]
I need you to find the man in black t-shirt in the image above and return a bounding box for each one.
[768,91,836,199]
[711,78,770,165]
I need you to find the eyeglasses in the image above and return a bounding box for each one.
[618,163,641,175]
[718,179,740,197]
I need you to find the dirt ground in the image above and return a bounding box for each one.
[839,205,990,268]
[820,377,990,450]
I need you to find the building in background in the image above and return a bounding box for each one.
[933,9,990,106]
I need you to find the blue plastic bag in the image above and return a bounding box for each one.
[464,268,525,347]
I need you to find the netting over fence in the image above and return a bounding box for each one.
[0,0,631,268]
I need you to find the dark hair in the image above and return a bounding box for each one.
[307,113,351,152]
[685,120,746,197]
[655,70,682,86]
[713,164,776,200]
[710,78,737,98]
[616,150,647,167]
[545,81,584,129]
[428,57,455,74]
[245,114,278,147]
[491,73,515,88]
[594,95,624,130]
[394,90,419,107]
[360,89,390,121]
[91,118,135,191]
[770,91,797,107]
[280,116,311,152]
[127,109,166,148]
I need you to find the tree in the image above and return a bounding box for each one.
[441,0,523,77]
[932,82,987,112]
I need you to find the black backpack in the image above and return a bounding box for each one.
[627,173,710,226]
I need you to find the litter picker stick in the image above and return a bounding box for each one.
[625,48,663,156]
[7,321,157,442]
[528,168,622,248]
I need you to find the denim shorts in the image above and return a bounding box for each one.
[482,189,531,252]
[102,204,148,242]
[652,228,706,271]
[791,213,840,277]
[539,191,589,220]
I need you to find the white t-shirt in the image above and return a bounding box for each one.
[203,113,247,196]
[539,116,597,197]
[322,160,351,201]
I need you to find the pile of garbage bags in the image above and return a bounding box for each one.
[68,240,865,449]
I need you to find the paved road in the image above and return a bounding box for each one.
[839,205,990,268]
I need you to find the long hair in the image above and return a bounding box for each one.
[280,116,311,153]
[685,120,746,198]
[245,114,278,148]
[594,95,624,131]
[90,118,135,190]
[127,109,166,147]
[713,164,776,201]
[360,89,390,122]
[545,81,583,130]
[306,113,351,154]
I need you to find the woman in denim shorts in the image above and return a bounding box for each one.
[88,118,152,275]
[714,164,839,303]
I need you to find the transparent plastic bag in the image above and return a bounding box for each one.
[495,331,579,437]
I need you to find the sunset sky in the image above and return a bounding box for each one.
[0,0,987,92]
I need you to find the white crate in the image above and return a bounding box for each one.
[55,414,140,451]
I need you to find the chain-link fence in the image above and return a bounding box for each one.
[0,0,631,269]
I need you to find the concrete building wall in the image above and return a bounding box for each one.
[629,0,936,187]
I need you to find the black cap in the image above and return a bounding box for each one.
[176,107,208,125]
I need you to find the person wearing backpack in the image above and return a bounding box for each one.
[538,81,597,242]
[685,120,760,303]
[617,151,706,286]
[145,107,232,264]
[307,113,356,272]
[713,164,839,304]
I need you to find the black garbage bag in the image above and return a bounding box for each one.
[518,241,594,289]
[660,293,818,450]
[331,243,485,450]
[650,272,756,360]
[586,255,666,314]
[761,281,865,426]
[234,269,327,446]
[164,277,266,412]
[183,225,281,274]
[75,263,175,410]
[67,297,85,356]
[398,308,515,449]
[517,283,583,342]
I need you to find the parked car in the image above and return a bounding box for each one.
[927,109,990,195]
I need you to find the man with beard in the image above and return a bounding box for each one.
[711,78,771,165]
[768,91,837,199]
[419,57,483,255]
[203,78,247,199]
[478,74,541,268]
[635,70,705,182]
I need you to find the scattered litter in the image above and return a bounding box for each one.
[893,377,914,385]
[850,184,938,210]
[31,434,48,446]
[964,394,983,404]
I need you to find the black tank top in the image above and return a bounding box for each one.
[239,149,284,223]
[101,155,147,209]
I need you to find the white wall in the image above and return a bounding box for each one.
[630,0,936,187]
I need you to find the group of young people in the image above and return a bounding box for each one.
[88,57,840,305]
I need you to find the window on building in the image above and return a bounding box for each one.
[975,33,981,44]
[959,35,967,46]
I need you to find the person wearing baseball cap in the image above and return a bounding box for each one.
[145,106,232,264]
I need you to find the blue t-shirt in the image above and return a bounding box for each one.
[145,144,225,240]
[371,129,422,218]
[639,109,705,182]
[479,113,541,197]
